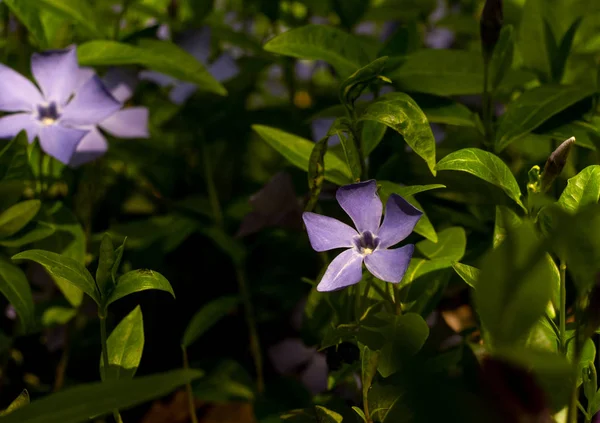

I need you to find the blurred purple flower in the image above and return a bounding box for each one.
[0,47,121,165]
[140,27,239,104]
[303,180,421,291]
[425,0,455,49]
[69,67,150,167]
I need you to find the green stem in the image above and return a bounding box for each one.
[201,141,224,229]
[53,311,77,391]
[560,260,567,354]
[100,314,124,423]
[360,279,372,318]
[235,262,264,393]
[182,346,199,423]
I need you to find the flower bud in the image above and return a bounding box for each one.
[540,137,576,193]
[480,0,503,60]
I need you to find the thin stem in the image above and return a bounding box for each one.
[100,314,124,423]
[360,279,372,318]
[182,346,199,423]
[560,260,567,354]
[201,141,224,228]
[235,262,264,393]
[53,313,77,391]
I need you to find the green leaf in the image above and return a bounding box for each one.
[12,250,99,305]
[192,359,254,402]
[252,125,352,186]
[333,0,370,29]
[401,258,453,287]
[406,195,438,243]
[550,17,582,83]
[339,56,389,109]
[0,131,32,184]
[0,369,203,423]
[3,0,48,48]
[451,262,479,289]
[78,40,226,96]
[95,233,115,299]
[360,344,379,419]
[41,306,77,327]
[306,136,328,212]
[105,269,175,310]
[101,305,144,381]
[359,92,437,175]
[378,313,429,377]
[416,227,466,262]
[493,206,523,248]
[495,84,596,152]
[0,222,55,248]
[387,49,483,96]
[0,390,30,416]
[362,120,387,155]
[517,0,553,80]
[281,405,344,422]
[0,200,41,239]
[37,0,102,38]
[182,296,239,348]
[475,221,553,347]
[435,148,525,210]
[333,124,362,182]
[0,256,35,333]
[112,238,126,286]
[557,165,600,214]
[263,24,369,78]
[489,25,514,91]
[419,97,476,128]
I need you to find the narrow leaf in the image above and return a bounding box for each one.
[101,305,144,381]
[95,233,115,299]
[0,390,30,416]
[490,25,514,91]
[3,0,48,48]
[451,262,480,289]
[37,0,102,37]
[105,269,175,310]
[0,222,55,248]
[0,256,35,332]
[306,137,329,212]
[0,200,41,238]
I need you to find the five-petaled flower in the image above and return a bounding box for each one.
[302,180,422,292]
[0,47,124,166]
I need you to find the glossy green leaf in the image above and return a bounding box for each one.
[362,120,387,155]
[0,256,35,332]
[436,148,525,210]
[252,124,352,186]
[95,233,115,299]
[0,390,30,416]
[0,200,41,239]
[490,25,514,91]
[388,49,483,96]
[101,305,144,381]
[0,222,55,248]
[0,369,203,423]
[451,262,479,289]
[78,40,226,96]
[12,249,98,305]
[416,227,466,262]
[340,56,389,109]
[359,92,437,175]
[495,85,596,152]
[105,269,175,310]
[3,0,48,48]
[263,24,369,78]
[401,258,453,287]
[557,165,600,214]
[182,296,239,348]
[37,0,102,37]
[41,306,77,327]
[476,221,553,347]
[378,313,429,377]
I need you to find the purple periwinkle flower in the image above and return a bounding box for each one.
[303,180,422,292]
[0,47,122,165]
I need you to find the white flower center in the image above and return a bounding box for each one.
[36,102,60,126]
[354,231,379,257]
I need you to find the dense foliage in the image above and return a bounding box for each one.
[0,0,599,422]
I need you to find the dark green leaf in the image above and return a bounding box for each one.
[306,136,328,212]
[361,120,387,155]
[105,269,175,310]
[182,296,239,348]
[493,206,523,248]
[0,390,30,416]
[0,200,41,239]
[333,125,362,182]
[405,195,438,243]
[252,125,353,186]
[416,227,466,262]
[420,98,476,128]
[377,181,446,199]
[0,369,203,423]
[78,40,226,96]
[0,222,55,248]
[388,49,483,96]
[95,233,115,299]
[281,405,344,422]
[37,0,102,37]
[360,343,379,418]
[451,263,479,289]
[101,305,144,381]
[495,84,596,152]
[517,0,553,80]
[378,313,429,377]
[557,165,600,214]
[263,25,369,78]
[3,0,48,48]
[111,238,126,286]
[436,148,525,210]
[333,0,370,29]
[0,256,35,332]
[0,131,32,184]
[339,56,388,109]
[490,25,514,91]
[12,250,98,305]
[192,360,254,402]
[359,92,437,175]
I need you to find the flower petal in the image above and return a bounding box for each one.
[31,47,78,104]
[364,244,414,283]
[0,63,43,112]
[74,67,96,92]
[209,54,239,82]
[336,180,382,234]
[68,127,108,167]
[180,28,211,64]
[102,68,138,103]
[317,249,364,292]
[0,113,38,142]
[301,354,328,394]
[268,338,315,375]
[169,82,197,105]
[100,107,149,138]
[303,212,358,252]
[61,75,122,126]
[376,194,423,249]
[38,124,87,165]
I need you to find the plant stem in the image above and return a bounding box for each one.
[100,314,124,423]
[201,141,224,229]
[182,346,199,423]
[560,260,567,354]
[235,262,264,393]
[360,279,372,318]
[53,313,77,392]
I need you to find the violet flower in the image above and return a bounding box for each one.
[0,47,121,165]
[303,180,422,292]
